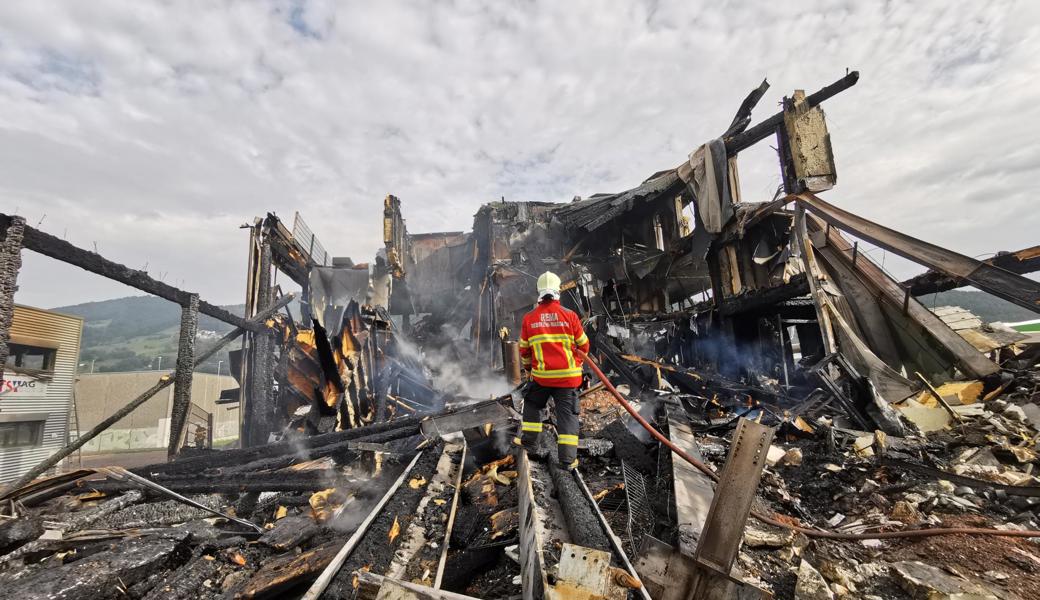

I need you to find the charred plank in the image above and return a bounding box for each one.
[903,244,1040,296]
[14,216,259,332]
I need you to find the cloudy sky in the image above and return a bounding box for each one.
[2,0,1038,308]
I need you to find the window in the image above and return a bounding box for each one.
[5,344,57,372]
[0,420,44,448]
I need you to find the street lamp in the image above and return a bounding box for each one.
[156,356,163,371]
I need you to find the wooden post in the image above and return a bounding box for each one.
[168,293,199,459]
[246,238,275,447]
[0,215,25,382]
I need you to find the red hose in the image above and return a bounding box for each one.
[575,349,1040,540]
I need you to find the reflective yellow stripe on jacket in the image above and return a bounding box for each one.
[528,333,578,376]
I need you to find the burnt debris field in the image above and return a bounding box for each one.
[3,71,1040,600]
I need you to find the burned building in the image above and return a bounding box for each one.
[2,71,1040,600]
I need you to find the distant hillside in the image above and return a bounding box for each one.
[925,289,1036,324]
[53,296,244,374]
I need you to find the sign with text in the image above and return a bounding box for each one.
[0,373,49,399]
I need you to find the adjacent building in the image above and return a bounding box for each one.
[0,305,83,484]
[74,371,239,453]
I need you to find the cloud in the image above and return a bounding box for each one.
[0,0,1038,308]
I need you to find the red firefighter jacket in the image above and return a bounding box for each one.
[519,299,590,388]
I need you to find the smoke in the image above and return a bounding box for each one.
[328,465,399,533]
[427,348,512,400]
[397,323,513,401]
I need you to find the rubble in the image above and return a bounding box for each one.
[2,68,1040,599]
[794,559,834,600]
[891,561,1000,600]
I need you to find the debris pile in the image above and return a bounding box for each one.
[2,70,1040,599]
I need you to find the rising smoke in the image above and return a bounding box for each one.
[396,323,513,401]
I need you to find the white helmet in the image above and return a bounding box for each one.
[537,271,561,301]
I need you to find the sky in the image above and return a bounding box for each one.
[1,0,1038,308]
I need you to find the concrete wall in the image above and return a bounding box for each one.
[74,371,239,453]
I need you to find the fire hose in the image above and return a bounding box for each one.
[573,349,1040,540]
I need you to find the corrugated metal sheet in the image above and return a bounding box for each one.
[0,305,82,484]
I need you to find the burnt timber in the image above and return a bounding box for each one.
[2,69,1040,600]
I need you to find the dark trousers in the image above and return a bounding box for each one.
[519,382,580,464]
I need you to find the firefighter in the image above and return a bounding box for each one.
[514,271,590,470]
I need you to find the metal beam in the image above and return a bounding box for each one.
[0,215,25,382]
[9,215,261,332]
[796,194,1040,314]
[168,294,199,459]
[809,217,1000,379]
[666,409,716,557]
[358,572,484,600]
[794,206,837,355]
[301,451,426,600]
[688,418,774,599]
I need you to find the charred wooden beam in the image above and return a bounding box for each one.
[549,463,610,552]
[722,78,770,138]
[233,540,341,599]
[0,215,24,381]
[82,472,349,495]
[517,450,548,600]
[142,413,422,474]
[903,244,1040,296]
[98,466,265,533]
[8,214,262,332]
[168,294,199,459]
[0,294,294,495]
[798,193,1040,315]
[244,237,276,447]
[216,424,420,475]
[143,414,423,476]
[724,71,859,155]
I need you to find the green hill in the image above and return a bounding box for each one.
[52,296,243,374]
[923,289,1037,324]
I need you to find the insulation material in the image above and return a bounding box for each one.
[783,89,837,192]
